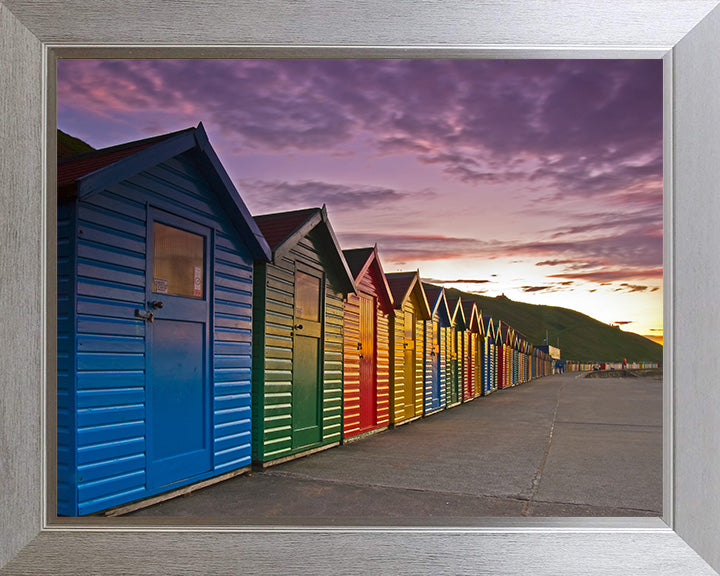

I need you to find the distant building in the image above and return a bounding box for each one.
[537,344,561,360]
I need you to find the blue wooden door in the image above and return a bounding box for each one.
[145,210,212,490]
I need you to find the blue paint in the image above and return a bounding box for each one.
[422,286,451,416]
[57,126,268,515]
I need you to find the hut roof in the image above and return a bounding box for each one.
[422,283,443,306]
[341,246,394,314]
[254,205,356,296]
[421,282,451,323]
[386,272,415,303]
[461,300,480,332]
[342,247,376,278]
[254,207,320,251]
[498,321,515,344]
[57,123,271,261]
[482,314,495,339]
[385,271,431,320]
[446,295,466,329]
[57,127,190,197]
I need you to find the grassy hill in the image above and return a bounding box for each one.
[440,286,662,364]
[57,129,94,159]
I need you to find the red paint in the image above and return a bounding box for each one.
[463,332,475,401]
[358,293,377,431]
[342,247,393,439]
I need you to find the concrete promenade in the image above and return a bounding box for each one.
[126,370,662,521]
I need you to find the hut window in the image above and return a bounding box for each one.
[295,270,321,321]
[152,222,205,299]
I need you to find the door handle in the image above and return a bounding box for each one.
[149,300,164,309]
[293,324,303,330]
[135,309,154,323]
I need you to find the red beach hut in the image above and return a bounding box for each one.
[341,246,394,441]
[445,295,465,407]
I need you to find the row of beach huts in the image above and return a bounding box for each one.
[56,124,648,516]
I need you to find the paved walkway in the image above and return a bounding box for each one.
[126,371,662,520]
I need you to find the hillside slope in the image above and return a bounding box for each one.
[57,129,95,159]
[441,286,662,364]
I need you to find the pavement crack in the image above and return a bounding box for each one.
[555,420,661,429]
[527,497,661,515]
[263,470,532,504]
[522,380,567,516]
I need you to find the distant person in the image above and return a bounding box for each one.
[622,358,628,370]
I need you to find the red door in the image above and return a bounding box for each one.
[358,293,377,432]
[464,333,474,400]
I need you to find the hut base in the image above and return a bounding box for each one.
[390,414,422,428]
[102,465,252,517]
[253,441,340,469]
[342,426,388,444]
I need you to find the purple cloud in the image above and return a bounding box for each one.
[424,278,492,285]
[522,286,552,293]
[56,58,663,334]
[338,232,488,262]
[549,269,662,283]
[58,60,662,199]
[239,179,408,213]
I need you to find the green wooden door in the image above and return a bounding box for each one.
[292,268,323,449]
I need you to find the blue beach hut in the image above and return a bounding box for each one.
[56,124,271,516]
[481,315,497,395]
[421,283,452,415]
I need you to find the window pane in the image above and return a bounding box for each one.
[153,222,204,299]
[295,271,321,321]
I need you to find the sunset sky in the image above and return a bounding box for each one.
[57,59,663,341]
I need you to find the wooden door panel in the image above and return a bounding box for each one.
[146,214,211,490]
[403,310,416,419]
[292,268,323,449]
[358,293,376,430]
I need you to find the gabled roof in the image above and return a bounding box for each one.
[501,322,515,345]
[253,207,320,252]
[57,127,190,196]
[254,205,356,296]
[516,335,526,351]
[57,123,271,262]
[342,247,375,278]
[461,300,480,333]
[446,295,465,330]
[482,315,495,340]
[385,271,431,320]
[496,320,514,345]
[342,245,393,314]
[421,283,451,324]
[385,272,415,305]
[515,332,531,353]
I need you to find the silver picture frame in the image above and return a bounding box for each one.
[2,1,720,574]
